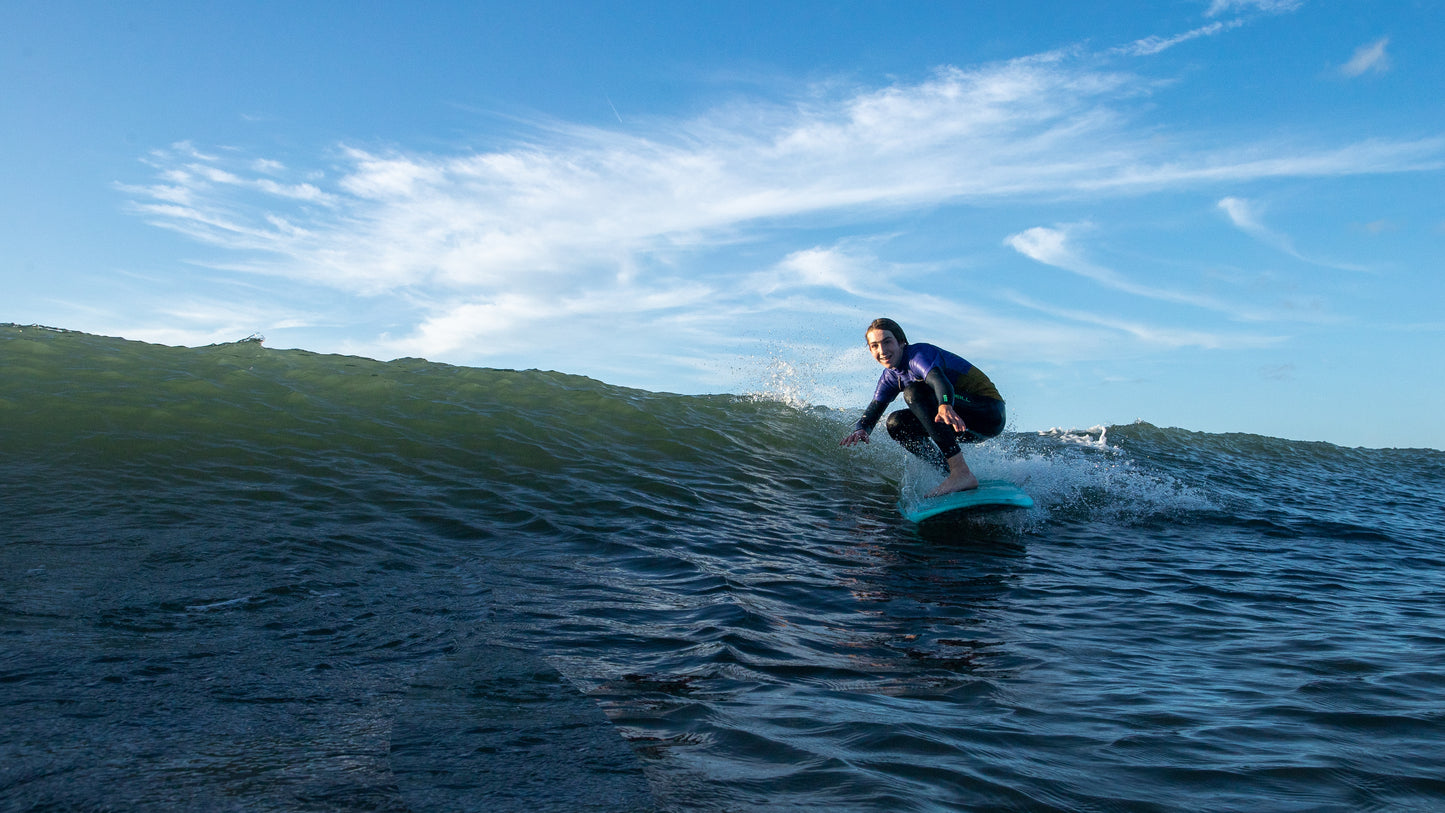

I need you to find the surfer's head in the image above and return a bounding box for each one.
[866,318,907,346]
[865,318,907,369]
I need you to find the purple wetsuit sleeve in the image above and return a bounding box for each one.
[870,368,902,404]
[908,344,973,405]
[856,369,903,433]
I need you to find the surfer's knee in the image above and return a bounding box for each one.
[900,382,933,408]
[957,397,1006,442]
[885,409,913,441]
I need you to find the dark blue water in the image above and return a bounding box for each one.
[4,324,1443,811]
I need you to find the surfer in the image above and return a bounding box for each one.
[839,317,1006,497]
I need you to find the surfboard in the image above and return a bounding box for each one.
[899,479,1034,522]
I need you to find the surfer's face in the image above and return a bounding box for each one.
[866,329,904,369]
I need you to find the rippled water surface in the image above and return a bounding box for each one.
[4,325,1444,811]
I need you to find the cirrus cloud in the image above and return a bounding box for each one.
[126,55,1438,303]
[1341,37,1390,77]
[117,34,1441,388]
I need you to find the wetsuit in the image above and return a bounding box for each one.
[852,342,1005,470]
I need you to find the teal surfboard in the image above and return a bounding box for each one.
[899,479,1034,522]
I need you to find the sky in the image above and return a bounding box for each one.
[4,0,1443,450]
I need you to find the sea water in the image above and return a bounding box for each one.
[3,324,1443,812]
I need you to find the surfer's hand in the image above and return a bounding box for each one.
[840,429,870,447]
[936,405,966,433]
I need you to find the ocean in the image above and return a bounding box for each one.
[3,323,1443,812]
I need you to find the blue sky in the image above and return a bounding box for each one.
[5,1,1443,449]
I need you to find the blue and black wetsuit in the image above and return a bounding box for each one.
[853,343,1005,470]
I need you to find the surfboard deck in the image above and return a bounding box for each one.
[899,479,1034,522]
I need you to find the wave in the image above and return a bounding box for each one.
[6,324,1445,811]
[3,324,1439,544]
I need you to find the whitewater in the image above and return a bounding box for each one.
[3,324,1443,811]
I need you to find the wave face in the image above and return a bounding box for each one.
[4,324,1444,811]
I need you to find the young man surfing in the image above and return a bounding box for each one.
[839,318,1006,497]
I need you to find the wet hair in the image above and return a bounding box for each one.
[865,317,908,346]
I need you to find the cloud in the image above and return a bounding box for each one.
[92,295,328,350]
[1341,37,1390,77]
[1217,196,1271,237]
[1001,290,1283,351]
[1205,0,1304,18]
[127,58,1439,300]
[1218,195,1312,260]
[753,246,873,297]
[1006,224,1255,314]
[1217,196,1371,271]
[386,276,720,360]
[121,45,1436,374]
[1116,21,1240,56]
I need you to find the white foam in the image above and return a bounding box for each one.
[894,427,1213,530]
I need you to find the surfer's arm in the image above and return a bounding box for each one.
[924,368,967,433]
[923,367,956,407]
[841,400,889,446]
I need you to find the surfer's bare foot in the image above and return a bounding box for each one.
[926,454,979,497]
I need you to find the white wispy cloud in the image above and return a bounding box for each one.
[752,246,873,297]
[120,42,1435,379]
[1217,196,1371,271]
[1341,37,1390,77]
[128,58,1435,296]
[1115,21,1241,56]
[1005,224,1260,316]
[1001,290,1283,351]
[1217,196,1273,239]
[1205,0,1304,18]
[95,296,327,350]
